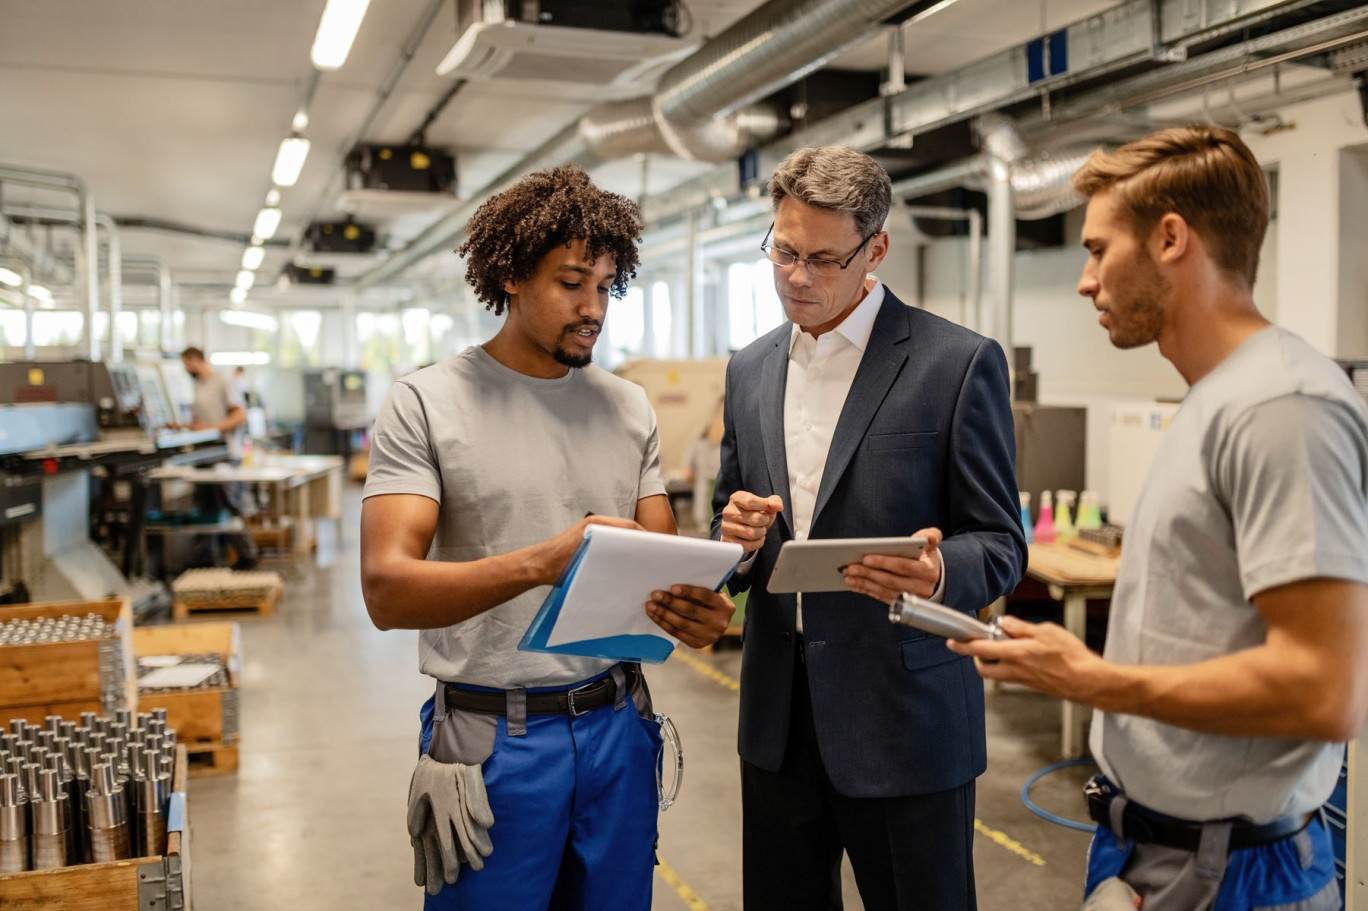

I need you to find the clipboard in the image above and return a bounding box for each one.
[519,525,743,664]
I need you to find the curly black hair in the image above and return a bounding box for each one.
[457,165,644,315]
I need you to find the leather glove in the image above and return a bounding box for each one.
[407,755,495,895]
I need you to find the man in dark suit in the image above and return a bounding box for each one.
[712,146,1025,911]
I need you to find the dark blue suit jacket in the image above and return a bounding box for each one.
[712,289,1026,799]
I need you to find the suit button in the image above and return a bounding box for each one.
[782,632,793,644]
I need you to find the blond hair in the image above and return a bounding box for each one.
[769,146,892,238]
[1071,126,1269,287]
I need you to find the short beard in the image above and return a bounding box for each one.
[1110,250,1167,350]
[553,346,592,369]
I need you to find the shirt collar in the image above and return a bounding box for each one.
[788,277,885,355]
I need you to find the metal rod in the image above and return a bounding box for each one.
[986,156,1015,354]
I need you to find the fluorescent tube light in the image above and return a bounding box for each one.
[235,270,256,290]
[218,310,279,331]
[229,287,248,305]
[0,268,21,287]
[242,246,265,271]
[272,137,311,187]
[265,189,281,207]
[907,0,964,24]
[29,284,53,304]
[253,207,282,240]
[311,0,371,71]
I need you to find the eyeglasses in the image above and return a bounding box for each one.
[760,223,876,277]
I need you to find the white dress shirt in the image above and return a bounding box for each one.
[734,278,943,633]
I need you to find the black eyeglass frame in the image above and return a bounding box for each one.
[759,222,878,275]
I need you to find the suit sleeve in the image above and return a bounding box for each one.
[937,338,1027,610]
[711,359,755,594]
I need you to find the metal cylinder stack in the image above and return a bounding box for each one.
[0,613,116,645]
[0,711,177,870]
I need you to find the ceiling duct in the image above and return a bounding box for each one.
[579,0,922,161]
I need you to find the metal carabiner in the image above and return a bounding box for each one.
[654,712,683,812]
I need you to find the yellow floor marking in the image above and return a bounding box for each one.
[975,818,1047,866]
[670,652,1047,871]
[657,855,710,911]
[670,650,741,692]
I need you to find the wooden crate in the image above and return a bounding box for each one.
[0,598,137,722]
[132,623,240,748]
[172,583,280,621]
[0,744,192,909]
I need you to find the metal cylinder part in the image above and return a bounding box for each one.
[86,762,131,863]
[0,773,28,874]
[31,769,67,869]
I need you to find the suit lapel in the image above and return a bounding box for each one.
[758,335,795,538]
[810,294,912,529]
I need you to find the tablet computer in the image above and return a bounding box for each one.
[766,536,928,594]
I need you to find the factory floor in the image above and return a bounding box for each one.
[184,488,1095,910]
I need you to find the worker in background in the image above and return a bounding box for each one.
[359,164,736,910]
[181,346,258,570]
[712,145,1026,911]
[951,126,1368,910]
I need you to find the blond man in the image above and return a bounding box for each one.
[953,127,1368,908]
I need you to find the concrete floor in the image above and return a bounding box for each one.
[185,489,1096,909]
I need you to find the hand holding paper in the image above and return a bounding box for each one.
[520,525,743,664]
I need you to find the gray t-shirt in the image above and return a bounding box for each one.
[191,371,245,458]
[1093,327,1368,823]
[362,346,666,688]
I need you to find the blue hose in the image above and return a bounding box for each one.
[1021,758,1098,833]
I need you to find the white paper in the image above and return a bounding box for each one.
[544,526,743,648]
[138,655,183,668]
[139,663,221,689]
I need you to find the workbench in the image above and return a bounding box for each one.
[1020,541,1121,759]
[148,455,343,563]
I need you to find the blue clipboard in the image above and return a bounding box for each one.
[518,531,738,664]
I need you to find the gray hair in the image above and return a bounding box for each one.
[768,146,892,238]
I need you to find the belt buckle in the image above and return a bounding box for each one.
[565,681,598,717]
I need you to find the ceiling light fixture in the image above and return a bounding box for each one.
[906,0,964,24]
[272,136,311,187]
[29,284,53,304]
[292,110,310,132]
[242,246,266,271]
[265,189,281,207]
[235,270,256,290]
[311,0,371,71]
[229,287,248,305]
[219,310,279,331]
[253,207,282,241]
[0,268,21,287]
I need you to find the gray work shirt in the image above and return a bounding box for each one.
[362,346,666,688]
[1093,327,1368,823]
[191,371,245,459]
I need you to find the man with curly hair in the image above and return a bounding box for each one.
[360,164,735,910]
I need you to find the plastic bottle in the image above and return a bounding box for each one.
[1077,491,1103,530]
[1035,490,1057,544]
[1019,491,1034,544]
[1056,490,1077,542]
[240,438,255,468]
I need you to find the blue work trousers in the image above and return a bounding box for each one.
[417,672,661,910]
[1084,816,1341,910]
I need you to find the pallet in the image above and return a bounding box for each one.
[173,584,280,620]
[0,745,190,909]
[186,741,239,777]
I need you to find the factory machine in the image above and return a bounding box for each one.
[301,368,369,458]
[0,360,225,616]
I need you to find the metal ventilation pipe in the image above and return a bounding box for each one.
[581,0,921,161]
[0,165,100,361]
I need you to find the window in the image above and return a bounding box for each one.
[727,259,784,351]
[650,282,672,357]
[280,311,323,368]
[31,312,84,347]
[356,311,401,375]
[603,287,644,368]
[401,308,432,367]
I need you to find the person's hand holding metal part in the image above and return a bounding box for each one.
[406,755,496,895]
[646,584,737,648]
[842,527,944,603]
[719,491,784,553]
[946,615,1104,700]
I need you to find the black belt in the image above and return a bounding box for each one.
[1085,775,1312,852]
[443,666,637,718]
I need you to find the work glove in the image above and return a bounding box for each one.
[406,755,495,895]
